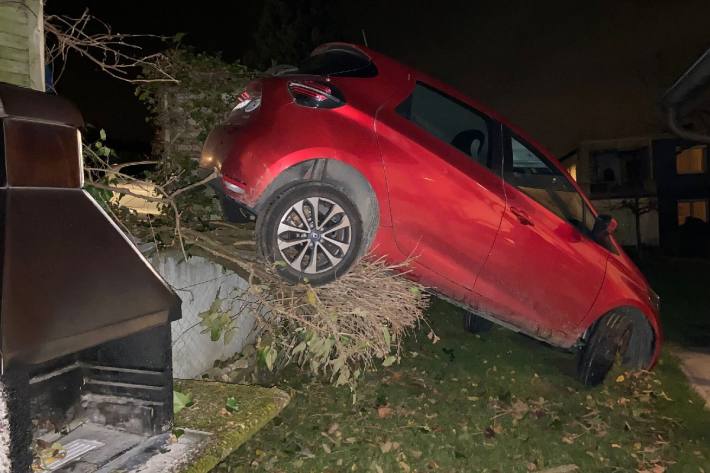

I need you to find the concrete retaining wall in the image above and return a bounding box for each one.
[151,255,257,380]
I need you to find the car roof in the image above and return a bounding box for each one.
[314,43,557,162]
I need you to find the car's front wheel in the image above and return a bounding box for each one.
[257,182,365,286]
[577,316,630,386]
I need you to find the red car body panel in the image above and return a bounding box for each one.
[202,42,662,362]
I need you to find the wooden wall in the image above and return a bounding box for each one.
[0,0,44,91]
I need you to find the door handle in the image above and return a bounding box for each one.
[510,206,534,226]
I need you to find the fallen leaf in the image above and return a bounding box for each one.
[377,405,393,418]
[537,466,578,473]
[322,443,331,454]
[427,330,440,344]
[616,374,625,383]
[511,399,530,420]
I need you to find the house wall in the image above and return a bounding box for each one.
[592,197,659,247]
[0,0,44,91]
[653,138,710,253]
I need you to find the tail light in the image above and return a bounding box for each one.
[287,80,345,109]
[231,80,262,115]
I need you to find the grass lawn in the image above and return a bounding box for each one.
[214,257,710,473]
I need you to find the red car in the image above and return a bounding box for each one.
[201,43,662,385]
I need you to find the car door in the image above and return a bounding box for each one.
[376,81,506,290]
[473,129,608,342]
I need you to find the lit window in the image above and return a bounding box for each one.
[567,163,577,181]
[678,200,709,225]
[676,146,707,174]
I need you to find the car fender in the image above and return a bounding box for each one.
[250,148,393,230]
[578,258,663,366]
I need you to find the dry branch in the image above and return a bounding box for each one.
[44,9,178,85]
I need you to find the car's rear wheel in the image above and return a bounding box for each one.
[257,182,364,286]
[576,312,636,386]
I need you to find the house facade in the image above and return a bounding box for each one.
[562,136,710,256]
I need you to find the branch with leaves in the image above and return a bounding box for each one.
[76,45,431,393]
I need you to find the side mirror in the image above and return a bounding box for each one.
[593,214,618,239]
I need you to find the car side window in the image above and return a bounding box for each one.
[397,82,494,169]
[507,135,596,233]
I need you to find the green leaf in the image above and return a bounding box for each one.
[292,341,307,355]
[410,286,421,296]
[99,128,107,141]
[335,366,351,387]
[382,326,391,347]
[210,326,221,342]
[225,396,239,413]
[332,356,345,375]
[173,428,185,439]
[382,356,397,367]
[259,345,278,371]
[173,390,193,415]
[306,288,318,306]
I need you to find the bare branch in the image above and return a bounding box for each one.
[44,9,178,85]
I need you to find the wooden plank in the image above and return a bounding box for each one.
[25,0,43,91]
[0,5,28,22]
[0,69,29,87]
[0,45,27,63]
[0,0,43,91]
[0,57,28,75]
[0,16,29,35]
[0,32,28,50]
[0,13,28,34]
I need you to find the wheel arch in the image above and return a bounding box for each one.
[254,158,381,250]
[581,304,659,370]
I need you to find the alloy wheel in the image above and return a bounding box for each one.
[276,197,352,274]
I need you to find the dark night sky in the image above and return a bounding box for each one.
[46,1,710,156]
[45,1,266,149]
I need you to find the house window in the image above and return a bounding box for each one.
[677,199,709,225]
[589,147,650,197]
[676,146,707,174]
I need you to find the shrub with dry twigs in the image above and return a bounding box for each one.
[48,12,433,390]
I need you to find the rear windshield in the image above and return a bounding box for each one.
[297,49,377,78]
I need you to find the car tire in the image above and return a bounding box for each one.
[576,312,635,386]
[463,312,493,333]
[256,181,366,286]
